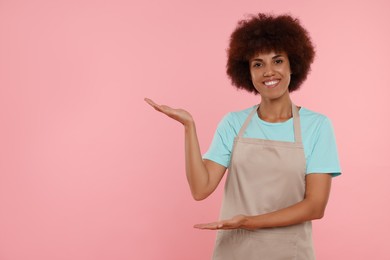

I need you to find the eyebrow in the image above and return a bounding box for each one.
[251,54,284,62]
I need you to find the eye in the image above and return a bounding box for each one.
[252,62,263,68]
[274,59,283,64]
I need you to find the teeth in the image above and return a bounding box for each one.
[264,80,279,86]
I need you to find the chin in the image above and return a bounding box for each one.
[261,92,289,101]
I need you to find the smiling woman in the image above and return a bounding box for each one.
[249,51,291,106]
[227,13,315,94]
[145,13,341,260]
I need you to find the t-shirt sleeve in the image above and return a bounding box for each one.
[202,113,236,168]
[306,117,342,177]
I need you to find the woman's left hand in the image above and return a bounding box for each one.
[193,215,248,230]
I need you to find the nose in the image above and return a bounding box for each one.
[263,65,275,77]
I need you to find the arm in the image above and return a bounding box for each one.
[145,98,226,200]
[194,173,332,229]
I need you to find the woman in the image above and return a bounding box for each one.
[145,13,341,260]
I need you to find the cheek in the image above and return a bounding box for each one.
[250,71,261,84]
[282,73,291,87]
[249,69,254,80]
[251,76,263,93]
[285,71,291,81]
[251,77,262,90]
[285,64,292,75]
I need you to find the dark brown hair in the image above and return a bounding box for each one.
[227,13,315,94]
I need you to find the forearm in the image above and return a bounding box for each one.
[184,122,210,200]
[242,199,325,229]
[144,98,218,200]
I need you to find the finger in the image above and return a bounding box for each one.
[159,105,174,111]
[194,222,222,230]
[144,98,154,105]
[144,98,168,114]
[144,98,160,109]
[198,220,238,230]
[194,225,219,230]
[194,223,211,229]
[194,223,215,229]
[144,98,174,114]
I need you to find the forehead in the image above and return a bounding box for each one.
[250,50,288,60]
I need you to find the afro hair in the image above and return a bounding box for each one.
[226,13,316,94]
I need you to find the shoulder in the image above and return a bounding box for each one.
[216,105,257,134]
[300,107,332,127]
[299,107,335,139]
[300,107,327,121]
[220,105,257,126]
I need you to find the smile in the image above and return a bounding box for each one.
[263,80,280,88]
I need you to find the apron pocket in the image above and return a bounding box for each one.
[214,229,297,260]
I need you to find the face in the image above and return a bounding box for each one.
[249,51,292,101]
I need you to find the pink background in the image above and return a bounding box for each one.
[0,0,389,259]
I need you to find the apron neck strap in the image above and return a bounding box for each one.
[237,106,258,137]
[238,103,303,144]
[292,104,302,144]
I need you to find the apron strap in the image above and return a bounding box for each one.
[292,104,302,144]
[237,103,303,144]
[237,105,259,137]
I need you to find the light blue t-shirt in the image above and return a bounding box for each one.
[203,105,341,177]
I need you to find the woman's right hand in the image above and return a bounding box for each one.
[144,98,194,127]
[145,98,226,200]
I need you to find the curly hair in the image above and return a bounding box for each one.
[227,13,315,94]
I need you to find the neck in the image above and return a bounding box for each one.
[258,96,293,123]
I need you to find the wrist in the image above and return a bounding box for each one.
[184,119,195,130]
[240,215,257,230]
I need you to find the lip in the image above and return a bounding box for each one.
[263,79,280,88]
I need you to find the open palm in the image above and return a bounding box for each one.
[144,98,194,126]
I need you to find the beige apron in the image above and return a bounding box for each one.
[213,104,315,260]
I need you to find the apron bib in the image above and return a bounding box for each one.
[213,104,315,260]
